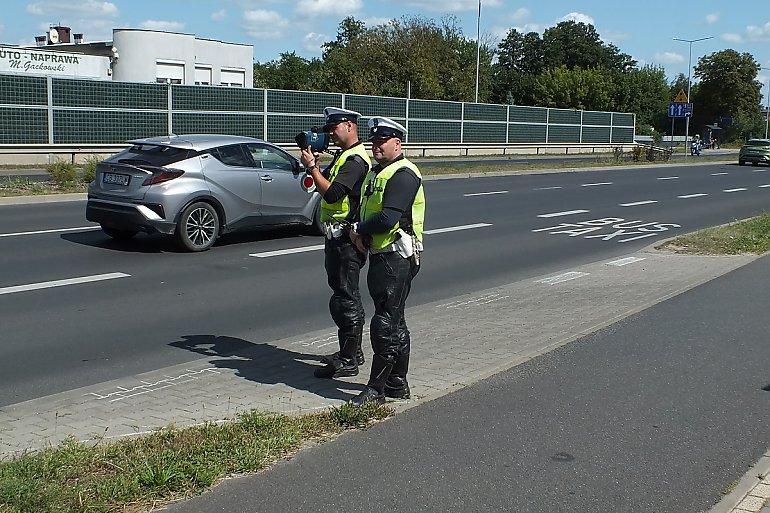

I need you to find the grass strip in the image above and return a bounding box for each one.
[0,403,392,513]
[658,213,770,255]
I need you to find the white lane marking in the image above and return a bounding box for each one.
[581,182,612,187]
[607,256,646,267]
[535,186,563,190]
[536,272,589,285]
[424,223,492,234]
[678,193,708,199]
[250,223,493,257]
[537,209,590,218]
[464,190,508,197]
[711,172,728,176]
[0,226,99,238]
[759,185,770,188]
[619,200,657,207]
[250,244,325,258]
[657,176,679,180]
[0,272,130,295]
[723,188,747,193]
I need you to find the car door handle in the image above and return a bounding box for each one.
[260,175,273,182]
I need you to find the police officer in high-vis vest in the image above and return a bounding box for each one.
[348,117,425,406]
[301,107,370,379]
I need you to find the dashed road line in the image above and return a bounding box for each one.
[712,172,729,176]
[537,209,590,218]
[723,188,747,193]
[581,182,613,187]
[536,271,589,285]
[607,256,646,266]
[657,176,679,180]
[678,193,708,198]
[759,184,770,188]
[619,200,657,207]
[464,191,508,197]
[534,186,563,190]
[0,226,99,238]
[424,223,493,234]
[249,223,493,257]
[0,272,130,295]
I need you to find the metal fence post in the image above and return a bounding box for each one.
[263,89,269,141]
[460,102,465,144]
[46,76,54,144]
[167,82,173,135]
[545,108,550,143]
[580,110,584,143]
[404,82,410,143]
[505,105,510,145]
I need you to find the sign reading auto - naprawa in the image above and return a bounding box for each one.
[0,46,109,79]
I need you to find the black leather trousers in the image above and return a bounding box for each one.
[366,251,418,392]
[325,236,366,358]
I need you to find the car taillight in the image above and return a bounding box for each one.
[141,167,184,186]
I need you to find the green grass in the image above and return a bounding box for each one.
[0,403,392,513]
[658,213,770,255]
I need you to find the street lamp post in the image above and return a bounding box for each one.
[761,68,770,139]
[673,36,714,152]
[474,0,481,103]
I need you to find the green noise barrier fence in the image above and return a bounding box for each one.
[0,73,635,145]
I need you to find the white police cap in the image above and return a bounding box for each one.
[367,117,407,141]
[322,107,361,132]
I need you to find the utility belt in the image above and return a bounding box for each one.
[370,229,423,265]
[323,222,349,240]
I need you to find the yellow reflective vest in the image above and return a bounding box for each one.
[360,157,425,251]
[319,143,370,223]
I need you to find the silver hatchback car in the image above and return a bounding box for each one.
[86,134,321,251]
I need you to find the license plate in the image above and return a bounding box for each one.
[103,172,130,186]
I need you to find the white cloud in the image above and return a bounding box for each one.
[400,0,502,12]
[242,10,289,39]
[295,0,363,18]
[211,9,226,22]
[303,32,327,54]
[363,16,392,27]
[26,0,118,17]
[705,12,719,24]
[509,8,529,22]
[558,12,594,25]
[140,20,186,32]
[602,30,630,42]
[745,22,770,42]
[722,32,743,43]
[652,51,685,65]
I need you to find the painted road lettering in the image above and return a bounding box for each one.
[533,217,681,243]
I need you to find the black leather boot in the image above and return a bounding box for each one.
[314,356,358,379]
[384,352,410,399]
[321,329,365,366]
[349,355,391,406]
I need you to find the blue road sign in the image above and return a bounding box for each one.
[668,103,693,118]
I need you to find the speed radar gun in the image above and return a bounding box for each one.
[295,128,329,155]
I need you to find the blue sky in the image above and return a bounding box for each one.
[3,0,770,89]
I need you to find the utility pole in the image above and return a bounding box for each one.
[673,36,714,153]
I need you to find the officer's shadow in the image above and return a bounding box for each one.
[169,334,359,403]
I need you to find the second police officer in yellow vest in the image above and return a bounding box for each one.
[301,107,370,379]
[349,117,425,406]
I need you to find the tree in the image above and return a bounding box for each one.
[612,65,670,133]
[541,21,635,72]
[320,16,493,101]
[321,16,366,59]
[253,52,323,91]
[692,49,763,141]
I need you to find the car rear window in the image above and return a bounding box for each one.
[117,144,197,166]
[747,140,770,147]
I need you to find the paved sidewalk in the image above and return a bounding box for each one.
[0,243,767,511]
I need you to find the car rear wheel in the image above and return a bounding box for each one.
[175,201,219,252]
[739,160,745,166]
[101,224,138,240]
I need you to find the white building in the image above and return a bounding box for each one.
[7,27,253,87]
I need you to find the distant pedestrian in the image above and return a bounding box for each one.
[348,117,425,406]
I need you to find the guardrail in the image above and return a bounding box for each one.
[0,142,636,166]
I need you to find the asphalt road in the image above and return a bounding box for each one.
[166,254,770,513]
[1,161,769,407]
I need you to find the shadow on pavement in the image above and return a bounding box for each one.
[169,334,356,402]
